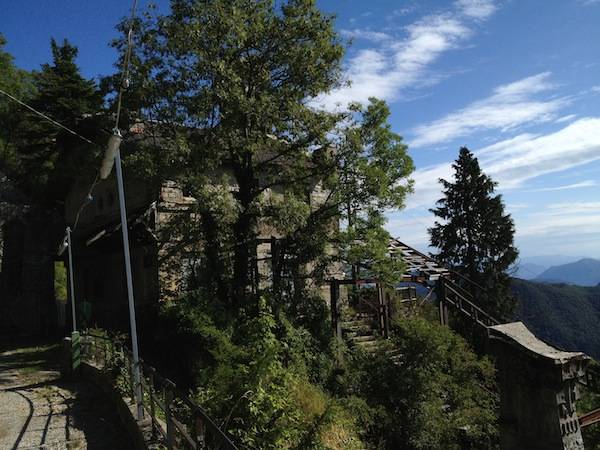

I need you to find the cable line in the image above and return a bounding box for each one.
[113,0,138,132]
[0,87,100,148]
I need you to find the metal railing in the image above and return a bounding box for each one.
[80,330,239,450]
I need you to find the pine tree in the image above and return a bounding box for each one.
[14,38,102,201]
[429,147,518,319]
[0,34,34,171]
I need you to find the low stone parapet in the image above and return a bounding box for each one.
[488,322,589,450]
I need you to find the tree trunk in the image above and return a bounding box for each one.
[231,152,257,307]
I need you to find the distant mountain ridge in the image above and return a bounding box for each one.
[511,278,600,359]
[535,258,600,286]
[513,262,547,280]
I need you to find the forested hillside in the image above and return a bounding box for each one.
[511,278,600,359]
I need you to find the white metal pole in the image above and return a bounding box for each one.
[114,147,144,421]
[66,227,77,332]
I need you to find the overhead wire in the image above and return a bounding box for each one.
[113,0,139,133]
[0,87,103,234]
[0,0,139,235]
[74,0,139,233]
[0,87,100,148]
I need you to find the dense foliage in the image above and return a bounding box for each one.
[1,38,103,204]
[429,147,518,320]
[157,291,498,449]
[106,0,413,308]
[0,34,34,169]
[579,360,600,449]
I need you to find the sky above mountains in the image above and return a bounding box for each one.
[3,0,599,258]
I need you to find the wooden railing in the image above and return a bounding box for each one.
[439,277,500,328]
[80,330,239,450]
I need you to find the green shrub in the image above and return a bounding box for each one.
[354,316,498,449]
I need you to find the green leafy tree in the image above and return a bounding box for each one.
[110,0,412,309]
[429,147,518,319]
[0,34,35,172]
[336,98,413,285]
[109,0,345,307]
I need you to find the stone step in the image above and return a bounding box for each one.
[344,331,371,339]
[342,323,373,332]
[352,334,378,343]
[342,319,372,326]
[355,340,382,353]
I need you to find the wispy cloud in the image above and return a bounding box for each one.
[406,117,600,209]
[339,29,392,43]
[410,73,569,148]
[528,180,598,192]
[546,201,600,214]
[313,1,498,110]
[555,114,577,123]
[517,211,600,237]
[455,0,497,19]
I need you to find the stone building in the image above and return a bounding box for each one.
[62,139,340,332]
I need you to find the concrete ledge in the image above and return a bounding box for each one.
[80,362,150,450]
[488,322,589,367]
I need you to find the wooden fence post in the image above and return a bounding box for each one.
[330,280,341,338]
[165,381,176,450]
[438,278,447,326]
[384,291,391,338]
[128,352,136,402]
[148,367,157,438]
[194,412,206,448]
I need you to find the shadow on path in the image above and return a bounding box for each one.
[0,337,133,449]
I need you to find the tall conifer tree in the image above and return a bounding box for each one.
[429,147,518,319]
[15,39,102,201]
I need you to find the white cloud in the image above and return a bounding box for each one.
[555,114,577,123]
[529,180,598,192]
[312,2,497,110]
[546,201,600,214]
[387,212,435,248]
[340,29,392,43]
[506,203,529,210]
[406,117,600,209]
[517,212,600,238]
[455,0,497,19]
[410,73,569,148]
[592,85,600,94]
[390,6,417,18]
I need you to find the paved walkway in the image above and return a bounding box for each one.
[0,339,132,449]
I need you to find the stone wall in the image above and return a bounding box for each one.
[488,322,588,450]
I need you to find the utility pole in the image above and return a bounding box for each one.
[66,227,77,331]
[115,142,143,420]
[97,0,143,421]
[101,130,144,420]
[58,227,77,332]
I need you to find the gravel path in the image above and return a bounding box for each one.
[0,340,133,449]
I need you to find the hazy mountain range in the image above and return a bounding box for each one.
[513,257,600,286]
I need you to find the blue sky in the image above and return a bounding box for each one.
[2,0,600,258]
